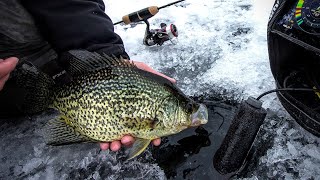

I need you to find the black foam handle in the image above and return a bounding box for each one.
[213,98,267,174]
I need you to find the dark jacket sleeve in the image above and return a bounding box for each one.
[20,0,129,59]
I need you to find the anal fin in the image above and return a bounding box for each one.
[128,138,152,160]
[44,115,90,145]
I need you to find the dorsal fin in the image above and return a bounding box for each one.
[66,50,136,75]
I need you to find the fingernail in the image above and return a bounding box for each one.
[7,57,19,62]
[122,139,132,145]
[100,143,109,150]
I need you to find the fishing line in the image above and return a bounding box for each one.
[158,0,186,10]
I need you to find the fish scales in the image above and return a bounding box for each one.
[53,66,172,141]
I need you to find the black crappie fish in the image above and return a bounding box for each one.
[17,50,208,159]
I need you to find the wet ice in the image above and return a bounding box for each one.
[107,0,320,179]
[0,0,319,179]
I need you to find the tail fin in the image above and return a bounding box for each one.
[12,62,55,114]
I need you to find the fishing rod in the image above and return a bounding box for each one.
[113,0,186,25]
[113,0,186,46]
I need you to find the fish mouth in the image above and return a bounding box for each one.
[190,103,208,127]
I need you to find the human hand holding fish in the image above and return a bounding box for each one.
[0,55,164,153]
[132,61,176,84]
[99,135,161,151]
[43,50,208,160]
[0,57,18,90]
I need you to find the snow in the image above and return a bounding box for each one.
[257,120,320,179]
[0,113,166,179]
[106,0,284,111]
[0,0,319,179]
[105,0,320,179]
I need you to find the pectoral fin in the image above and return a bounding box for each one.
[128,138,152,160]
[44,115,91,145]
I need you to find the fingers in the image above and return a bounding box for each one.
[110,141,121,151]
[0,57,18,78]
[99,136,135,152]
[99,142,110,150]
[121,135,135,146]
[131,60,177,84]
[0,57,18,91]
[152,138,161,146]
[99,136,161,151]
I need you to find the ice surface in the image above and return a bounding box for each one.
[105,0,320,179]
[0,0,319,179]
[255,119,320,180]
[106,0,286,112]
[0,112,166,180]
[106,0,273,101]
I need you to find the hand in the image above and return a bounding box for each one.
[100,135,161,151]
[0,57,18,91]
[132,61,176,83]
[99,60,176,151]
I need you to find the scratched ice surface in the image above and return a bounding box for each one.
[0,0,319,179]
[0,111,166,180]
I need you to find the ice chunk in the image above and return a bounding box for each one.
[306,147,320,161]
[286,129,297,136]
[22,158,43,174]
[287,142,298,156]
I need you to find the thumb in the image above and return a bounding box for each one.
[0,57,19,78]
[131,61,176,84]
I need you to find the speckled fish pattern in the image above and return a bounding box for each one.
[51,51,193,142]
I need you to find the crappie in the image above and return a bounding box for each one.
[38,50,208,159]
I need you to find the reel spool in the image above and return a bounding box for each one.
[143,22,178,46]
